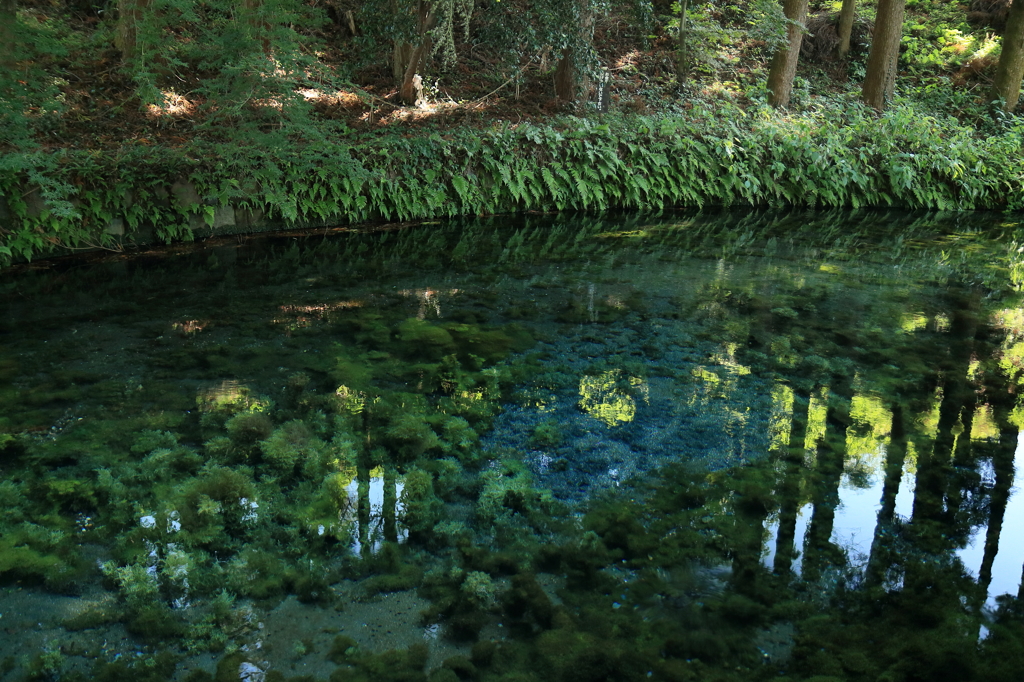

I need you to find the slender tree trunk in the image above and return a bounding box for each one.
[116,0,152,62]
[835,0,856,59]
[393,41,414,82]
[767,0,810,108]
[383,466,398,543]
[675,0,690,81]
[393,1,436,105]
[399,40,431,104]
[991,2,1024,112]
[977,430,1016,593]
[391,0,415,82]
[356,464,371,558]
[862,0,907,111]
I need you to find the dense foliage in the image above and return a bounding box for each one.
[1,1,1024,263]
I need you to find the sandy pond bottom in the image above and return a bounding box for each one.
[1,575,565,680]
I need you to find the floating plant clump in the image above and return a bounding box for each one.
[1,210,1024,681]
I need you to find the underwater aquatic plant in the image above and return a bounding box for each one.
[439,415,478,456]
[425,457,466,500]
[397,318,457,361]
[100,559,184,640]
[298,469,357,544]
[225,548,288,600]
[476,460,537,524]
[529,419,562,448]
[384,412,441,462]
[225,411,274,446]
[258,419,328,474]
[131,430,180,454]
[399,469,442,535]
[461,570,498,609]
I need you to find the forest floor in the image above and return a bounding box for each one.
[38,17,677,151]
[11,3,887,152]
[5,1,1013,154]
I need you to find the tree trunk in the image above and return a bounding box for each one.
[864,403,908,587]
[393,41,414,82]
[554,2,596,104]
[862,0,907,111]
[553,47,576,101]
[0,0,15,73]
[393,1,436,105]
[836,0,856,59]
[801,400,847,585]
[991,2,1024,112]
[399,41,431,104]
[766,0,810,108]
[116,0,152,62]
[675,0,690,81]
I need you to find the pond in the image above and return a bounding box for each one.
[2,209,1024,682]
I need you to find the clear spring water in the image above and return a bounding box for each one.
[1,209,1024,682]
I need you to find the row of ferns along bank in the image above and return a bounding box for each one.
[4,102,1024,266]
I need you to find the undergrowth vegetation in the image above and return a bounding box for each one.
[3,97,1024,266]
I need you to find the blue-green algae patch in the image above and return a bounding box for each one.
[2,209,1024,681]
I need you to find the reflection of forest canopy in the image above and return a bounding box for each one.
[650,216,1024,680]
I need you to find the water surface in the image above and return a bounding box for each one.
[2,210,1024,681]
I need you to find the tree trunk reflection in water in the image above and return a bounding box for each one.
[802,397,848,585]
[912,290,982,546]
[977,422,1016,596]
[864,402,909,587]
[357,464,371,559]
[384,465,398,543]
[774,390,810,576]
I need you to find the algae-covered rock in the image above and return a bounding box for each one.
[440,654,477,680]
[214,652,248,682]
[328,642,429,682]
[0,538,61,582]
[426,669,459,682]
[331,348,375,391]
